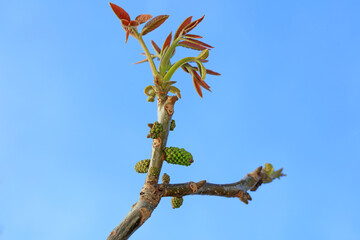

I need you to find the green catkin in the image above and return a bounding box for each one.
[170,120,176,131]
[162,173,170,184]
[149,121,163,139]
[164,147,193,166]
[134,159,150,173]
[171,197,183,209]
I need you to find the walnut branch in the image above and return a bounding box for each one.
[162,166,285,204]
[107,94,178,240]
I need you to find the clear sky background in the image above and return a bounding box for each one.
[1,0,359,239]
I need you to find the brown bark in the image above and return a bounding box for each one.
[161,166,271,204]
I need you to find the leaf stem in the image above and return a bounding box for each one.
[133,29,158,77]
[163,57,200,81]
[158,38,181,76]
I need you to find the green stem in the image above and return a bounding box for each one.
[163,57,198,81]
[133,30,158,77]
[158,38,181,76]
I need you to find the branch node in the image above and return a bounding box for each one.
[234,190,244,198]
[153,137,162,148]
[196,180,207,189]
[189,181,198,193]
[164,96,178,116]
[240,192,252,204]
[158,184,165,191]
[248,166,263,181]
[234,190,252,204]
[167,95,178,104]
[164,104,174,116]
[250,179,263,192]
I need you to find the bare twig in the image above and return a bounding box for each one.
[161,166,284,204]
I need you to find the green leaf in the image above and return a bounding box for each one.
[264,163,274,175]
[270,168,286,179]
[195,60,206,80]
[144,85,155,96]
[163,80,177,86]
[169,86,181,98]
[262,164,286,183]
[147,96,155,102]
[162,81,177,90]
[197,49,209,60]
[181,65,189,73]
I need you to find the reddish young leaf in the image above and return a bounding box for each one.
[192,75,203,98]
[194,70,211,91]
[184,15,205,34]
[178,41,207,50]
[121,19,130,26]
[109,3,130,21]
[206,69,221,75]
[141,15,170,36]
[132,58,149,65]
[125,30,130,43]
[130,20,140,27]
[174,16,192,39]
[185,39,213,48]
[184,34,203,39]
[135,14,153,24]
[151,40,161,54]
[162,32,172,53]
[193,67,221,75]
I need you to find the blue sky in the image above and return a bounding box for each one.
[1,0,359,239]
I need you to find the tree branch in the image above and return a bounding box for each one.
[161,166,285,204]
[107,94,178,240]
